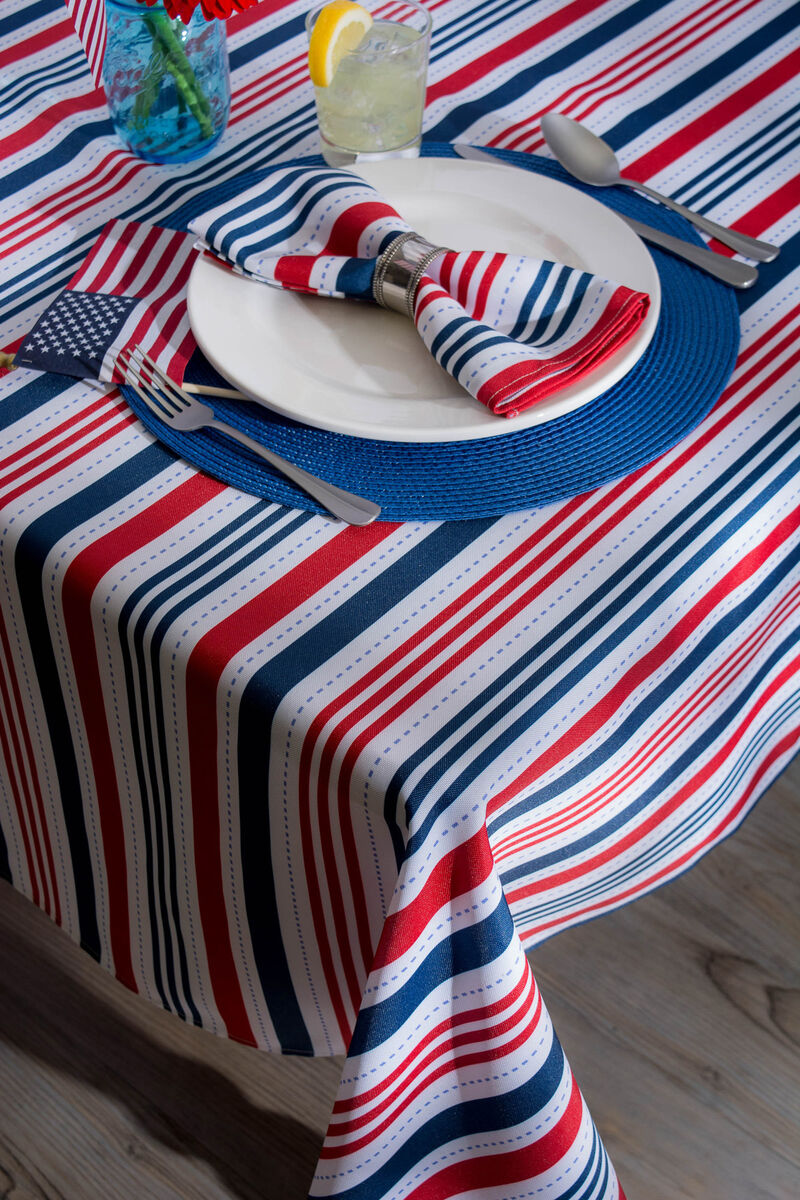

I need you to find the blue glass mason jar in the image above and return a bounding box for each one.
[102,0,230,163]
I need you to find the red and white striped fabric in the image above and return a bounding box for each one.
[2,2,799,1198]
[191,165,650,416]
[65,0,106,88]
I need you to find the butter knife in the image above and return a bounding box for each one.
[452,144,758,289]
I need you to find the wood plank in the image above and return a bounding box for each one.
[531,756,800,1200]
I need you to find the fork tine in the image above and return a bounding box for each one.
[136,348,191,410]
[117,347,179,421]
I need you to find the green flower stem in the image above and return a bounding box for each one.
[131,38,166,128]
[143,11,213,139]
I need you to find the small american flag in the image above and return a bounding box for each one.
[17,220,199,386]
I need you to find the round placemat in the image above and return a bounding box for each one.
[123,144,740,521]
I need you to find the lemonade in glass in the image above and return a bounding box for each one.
[306,1,432,165]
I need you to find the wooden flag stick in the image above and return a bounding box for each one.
[1,351,245,399]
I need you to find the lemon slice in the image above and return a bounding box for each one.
[308,1,373,87]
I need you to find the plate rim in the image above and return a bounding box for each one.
[187,156,661,443]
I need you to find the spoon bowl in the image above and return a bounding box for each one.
[539,112,779,262]
[539,112,623,188]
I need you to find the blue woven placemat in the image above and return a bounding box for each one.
[122,143,740,521]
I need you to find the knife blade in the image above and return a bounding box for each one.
[452,144,758,289]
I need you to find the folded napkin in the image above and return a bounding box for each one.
[190,165,651,418]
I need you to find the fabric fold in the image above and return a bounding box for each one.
[190,164,650,418]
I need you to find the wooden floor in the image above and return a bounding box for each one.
[1,757,798,1200]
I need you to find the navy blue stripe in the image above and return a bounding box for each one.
[553,1127,610,1200]
[1,119,113,198]
[521,674,800,919]
[451,332,508,379]
[328,1028,567,1200]
[500,551,800,887]
[429,0,540,65]
[519,264,572,345]
[737,229,800,313]
[430,315,473,362]
[348,892,515,1056]
[433,322,481,366]
[676,101,800,207]
[602,6,799,158]
[508,260,556,340]
[0,54,85,115]
[537,273,591,347]
[227,12,307,72]
[335,256,375,299]
[118,506,309,1025]
[428,4,795,145]
[211,171,351,255]
[0,0,58,38]
[2,109,319,326]
[0,371,74,428]
[13,445,172,959]
[235,519,492,1053]
[425,0,669,142]
[397,417,800,853]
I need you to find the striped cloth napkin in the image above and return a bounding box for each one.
[190,164,651,419]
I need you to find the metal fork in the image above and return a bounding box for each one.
[117,347,381,526]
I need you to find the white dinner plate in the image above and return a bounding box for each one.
[187,157,661,443]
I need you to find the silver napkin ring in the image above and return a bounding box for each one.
[373,233,451,320]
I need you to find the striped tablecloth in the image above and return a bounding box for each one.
[1,1,798,1197]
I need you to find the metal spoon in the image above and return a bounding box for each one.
[452,143,758,287]
[540,112,779,262]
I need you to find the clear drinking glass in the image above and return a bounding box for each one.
[306,1,432,166]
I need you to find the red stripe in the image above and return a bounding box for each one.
[495,580,800,860]
[325,202,403,254]
[185,522,397,1046]
[500,0,762,151]
[454,251,482,308]
[295,492,590,991]
[371,824,495,969]
[0,21,69,72]
[61,473,226,991]
[0,414,139,510]
[426,0,606,104]
[628,45,800,180]
[105,226,166,294]
[70,221,132,292]
[737,303,800,365]
[707,174,799,253]
[493,505,800,826]
[403,1073,586,1199]
[0,89,106,159]
[299,320,793,992]
[493,0,742,147]
[331,966,533,1115]
[305,328,798,967]
[471,253,506,322]
[521,696,800,939]
[321,981,544,1153]
[2,157,140,256]
[0,395,121,480]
